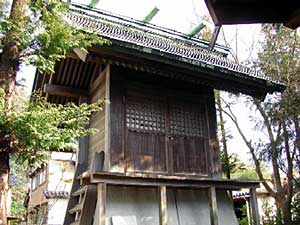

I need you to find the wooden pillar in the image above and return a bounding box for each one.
[159,186,168,225]
[78,96,89,170]
[249,187,260,225]
[93,183,107,225]
[209,187,219,225]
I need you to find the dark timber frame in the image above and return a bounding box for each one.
[204,0,300,29]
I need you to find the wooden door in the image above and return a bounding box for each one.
[124,84,209,176]
[125,86,168,173]
[169,97,209,175]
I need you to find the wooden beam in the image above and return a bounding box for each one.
[80,185,98,225]
[93,183,107,225]
[44,84,89,98]
[159,186,168,225]
[209,25,221,49]
[249,187,260,225]
[91,172,260,189]
[285,9,300,29]
[73,48,88,62]
[209,186,219,225]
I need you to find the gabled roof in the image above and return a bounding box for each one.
[33,3,285,101]
[64,3,284,98]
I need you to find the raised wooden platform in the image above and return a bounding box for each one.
[71,172,261,225]
[87,171,260,190]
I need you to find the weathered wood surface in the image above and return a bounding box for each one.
[106,185,159,225]
[167,188,211,225]
[93,183,107,225]
[91,172,260,189]
[109,66,125,172]
[44,84,89,98]
[216,191,239,225]
[209,186,219,225]
[80,185,98,225]
[88,65,109,171]
[109,76,212,176]
[250,187,260,225]
[159,186,167,225]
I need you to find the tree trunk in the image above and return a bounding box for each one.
[277,196,292,225]
[0,152,9,225]
[0,0,28,224]
[215,91,230,179]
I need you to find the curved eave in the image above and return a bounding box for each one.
[91,40,285,99]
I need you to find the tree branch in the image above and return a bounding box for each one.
[253,99,283,194]
[221,98,276,197]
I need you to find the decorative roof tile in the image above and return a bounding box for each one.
[44,191,69,199]
[65,3,284,89]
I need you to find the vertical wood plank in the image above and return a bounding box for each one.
[110,66,125,172]
[249,187,260,225]
[93,183,107,225]
[206,89,221,178]
[80,185,97,225]
[159,186,168,225]
[208,186,219,225]
[78,96,89,169]
[104,64,111,171]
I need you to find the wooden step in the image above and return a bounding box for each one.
[72,186,87,197]
[68,203,83,214]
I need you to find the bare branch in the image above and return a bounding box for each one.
[220,97,276,197]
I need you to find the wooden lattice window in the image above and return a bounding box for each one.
[126,94,166,133]
[170,101,207,137]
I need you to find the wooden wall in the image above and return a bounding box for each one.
[88,65,110,171]
[107,66,220,177]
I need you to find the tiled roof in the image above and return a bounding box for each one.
[44,191,69,199]
[233,192,250,200]
[65,3,284,88]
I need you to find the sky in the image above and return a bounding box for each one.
[19,0,266,163]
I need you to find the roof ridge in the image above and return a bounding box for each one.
[69,3,229,54]
[65,3,284,87]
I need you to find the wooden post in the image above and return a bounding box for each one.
[159,186,168,225]
[209,25,221,49]
[78,96,89,170]
[93,183,107,225]
[208,187,219,225]
[249,187,260,225]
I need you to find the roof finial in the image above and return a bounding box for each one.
[142,6,159,23]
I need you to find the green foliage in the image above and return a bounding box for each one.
[261,198,276,225]
[0,0,109,74]
[9,155,27,218]
[291,192,300,224]
[0,90,107,167]
[220,152,246,177]
[231,164,271,180]
[237,204,248,225]
[258,25,300,87]
[258,25,300,120]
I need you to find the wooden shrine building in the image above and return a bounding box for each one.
[33,3,285,225]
